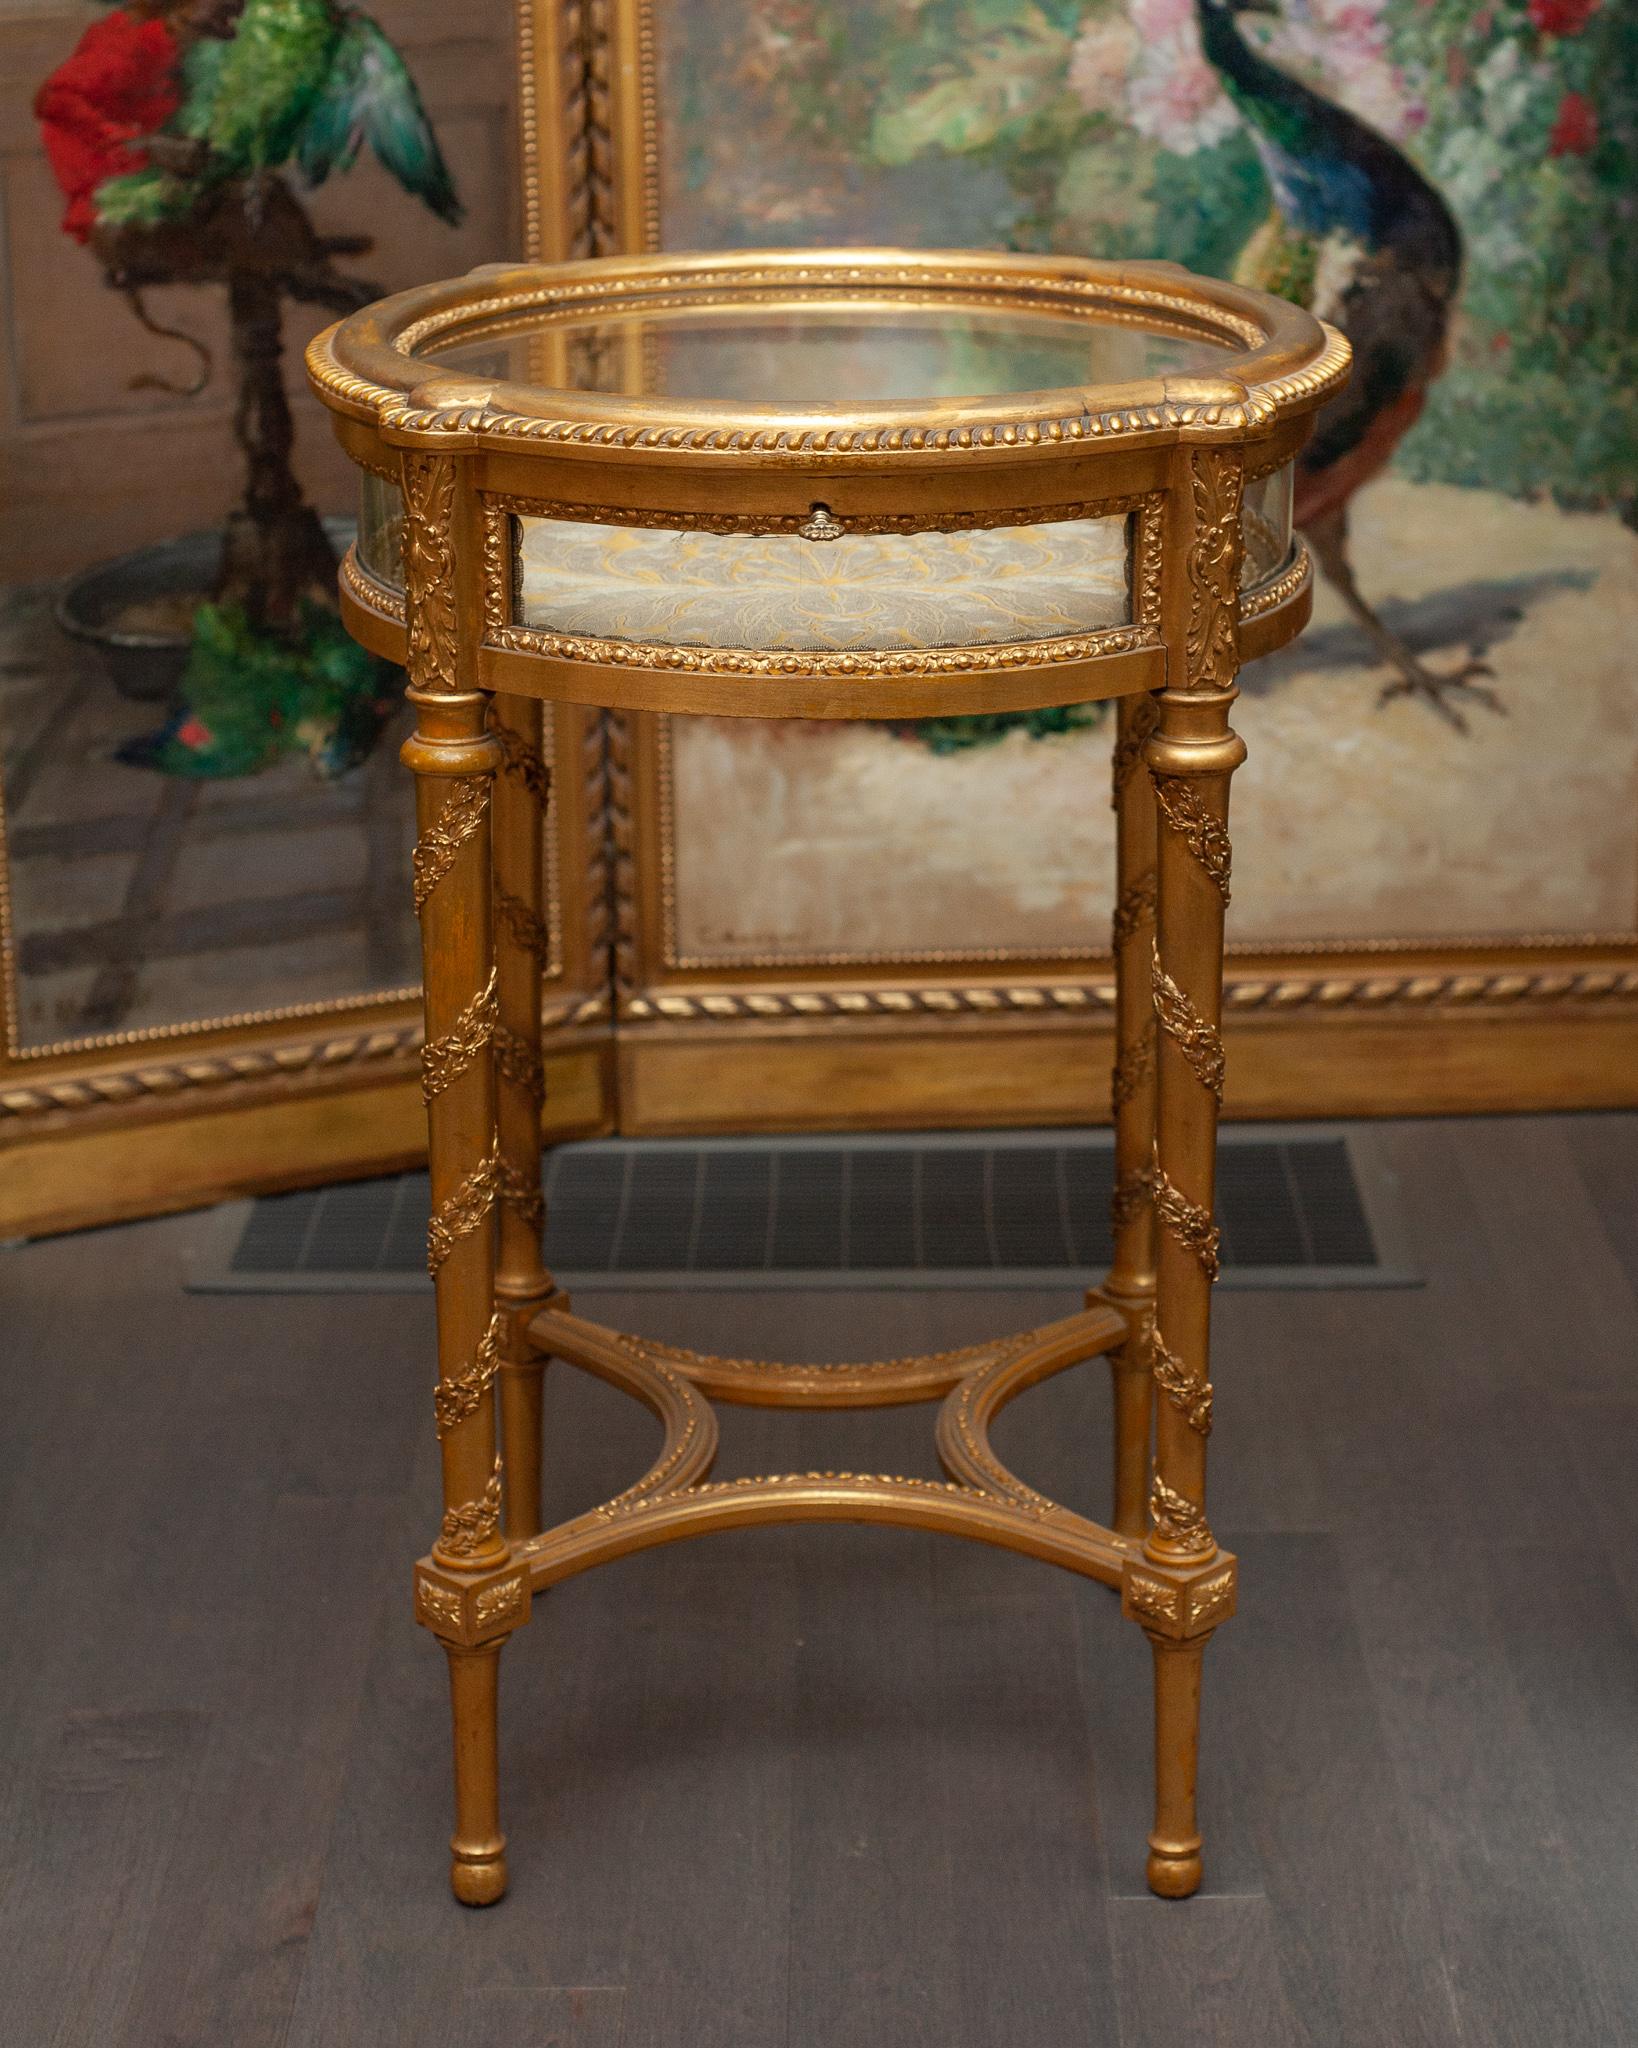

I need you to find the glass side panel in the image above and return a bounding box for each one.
[513,513,1131,651]
[1241,462,1294,590]
[358,473,405,590]
[420,305,1233,401]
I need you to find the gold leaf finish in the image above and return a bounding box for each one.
[421,968,498,1103]
[434,1310,504,1435]
[1153,777,1232,904]
[1151,1326,1213,1435]
[1152,946,1227,1106]
[1149,1470,1215,1556]
[307,225,1360,1910]
[403,452,459,696]
[439,1461,504,1558]
[413,778,491,913]
[1153,1167,1222,1282]
[1183,449,1243,693]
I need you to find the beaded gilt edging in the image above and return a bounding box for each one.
[490,618,1155,680]
[413,777,490,912]
[420,968,498,1103]
[434,1310,504,1434]
[1152,946,1227,1107]
[1153,777,1232,904]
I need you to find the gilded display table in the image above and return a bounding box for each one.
[307,249,1346,1905]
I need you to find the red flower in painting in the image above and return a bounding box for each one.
[34,10,181,242]
[1548,90,1598,156]
[1528,0,1598,33]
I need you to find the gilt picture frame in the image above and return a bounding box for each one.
[0,0,611,1238]
[514,0,1638,1133]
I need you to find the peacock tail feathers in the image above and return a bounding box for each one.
[295,12,461,224]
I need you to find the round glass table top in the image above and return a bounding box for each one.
[419,304,1239,406]
[310,250,1346,461]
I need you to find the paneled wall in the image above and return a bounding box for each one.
[0,0,522,579]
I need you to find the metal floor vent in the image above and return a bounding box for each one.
[189,1129,1416,1293]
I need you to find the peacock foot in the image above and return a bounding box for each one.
[1376,655,1502,737]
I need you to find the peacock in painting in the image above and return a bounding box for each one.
[1195,0,1500,729]
[716,0,1638,743]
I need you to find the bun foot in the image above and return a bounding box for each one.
[1146,1838,1203,1899]
[451,1842,508,1906]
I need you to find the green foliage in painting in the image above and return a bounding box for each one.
[892,702,1107,753]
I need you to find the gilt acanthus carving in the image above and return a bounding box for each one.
[488,704,551,805]
[1112,869,1158,952]
[1153,1167,1222,1282]
[413,777,490,913]
[420,968,498,1103]
[1110,694,1161,805]
[426,1142,501,1276]
[1184,448,1242,692]
[1111,1162,1159,1233]
[1151,1326,1214,1435]
[1152,946,1227,1107]
[495,887,552,968]
[402,452,458,695]
[493,1025,545,1105]
[1153,777,1232,903]
[434,1310,504,1435]
[438,1460,504,1557]
[1110,1021,1156,1113]
[1149,1469,1215,1555]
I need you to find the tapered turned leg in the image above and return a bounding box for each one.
[400,450,529,1907]
[1101,687,1162,1539]
[447,1640,508,1905]
[1127,445,1247,1899]
[489,690,561,1542]
[1144,1631,1206,1897]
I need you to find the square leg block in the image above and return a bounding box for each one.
[1121,1549,1237,1639]
[414,1557,533,1645]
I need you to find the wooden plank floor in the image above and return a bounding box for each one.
[1,1113,1634,2046]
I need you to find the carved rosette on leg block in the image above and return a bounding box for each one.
[1132,443,1248,1900]
[401,448,527,1908]
[488,688,564,1544]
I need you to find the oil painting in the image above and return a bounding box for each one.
[653,0,1637,968]
[0,0,518,1053]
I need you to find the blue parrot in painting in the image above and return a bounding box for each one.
[1196,0,1501,729]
